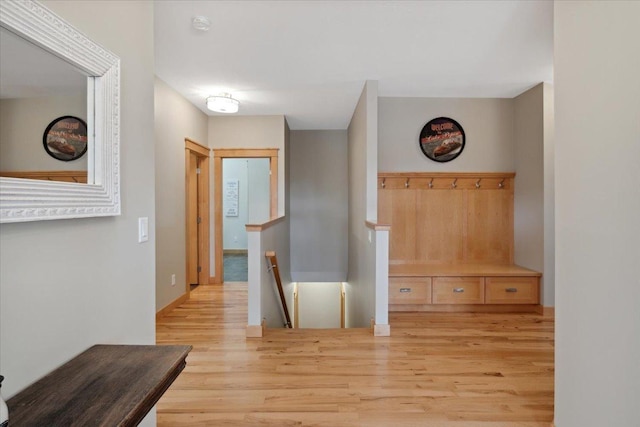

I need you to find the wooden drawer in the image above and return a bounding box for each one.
[432,277,484,304]
[485,277,539,304]
[389,277,432,304]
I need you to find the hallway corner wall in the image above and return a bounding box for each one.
[346,80,378,328]
[154,77,208,311]
[1,6,156,426]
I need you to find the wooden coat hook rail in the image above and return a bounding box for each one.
[377,172,515,191]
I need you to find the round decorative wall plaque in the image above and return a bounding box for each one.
[419,117,465,163]
[43,116,88,161]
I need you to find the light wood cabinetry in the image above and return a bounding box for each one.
[389,277,432,305]
[485,276,539,304]
[378,172,515,265]
[388,264,541,313]
[380,172,542,314]
[432,277,484,304]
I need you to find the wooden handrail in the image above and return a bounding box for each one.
[265,251,292,328]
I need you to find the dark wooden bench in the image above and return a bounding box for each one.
[7,344,191,426]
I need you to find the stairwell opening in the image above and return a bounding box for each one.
[292,282,346,328]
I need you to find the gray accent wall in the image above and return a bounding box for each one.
[0,4,156,421]
[290,130,348,281]
[154,77,208,313]
[555,2,640,425]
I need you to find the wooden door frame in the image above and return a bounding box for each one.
[185,138,211,296]
[212,148,279,284]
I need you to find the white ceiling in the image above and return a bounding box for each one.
[154,1,553,130]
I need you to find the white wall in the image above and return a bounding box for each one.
[222,158,271,250]
[543,83,555,308]
[247,218,293,329]
[247,158,271,224]
[0,4,156,422]
[555,2,640,426]
[0,94,87,171]
[154,77,208,312]
[514,84,549,304]
[374,229,389,328]
[346,81,378,328]
[378,97,514,172]
[223,159,249,250]
[290,130,349,281]
[297,283,342,328]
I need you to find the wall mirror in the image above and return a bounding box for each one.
[0,0,120,223]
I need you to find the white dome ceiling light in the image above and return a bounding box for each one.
[206,93,240,114]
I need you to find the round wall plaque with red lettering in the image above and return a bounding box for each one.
[419,117,465,163]
[43,115,88,161]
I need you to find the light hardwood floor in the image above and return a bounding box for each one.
[156,284,554,426]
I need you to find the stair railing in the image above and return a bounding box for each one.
[265,251,292,328]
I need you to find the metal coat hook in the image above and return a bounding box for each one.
[451,178,457,189]
[428,178,434,189]
[405,178,410,188]
[498,178,505,189]
[381,178,386,188]
[475,179,481,189]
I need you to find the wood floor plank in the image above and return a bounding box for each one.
[156,283,554,426]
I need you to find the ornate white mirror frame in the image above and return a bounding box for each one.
[0,0,120,223]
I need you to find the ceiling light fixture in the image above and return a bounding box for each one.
[206,93,240,114]
[192,16,211,32]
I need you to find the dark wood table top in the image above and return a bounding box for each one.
[7,344,192,427]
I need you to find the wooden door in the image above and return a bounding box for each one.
[185,139,211,290]
[186,151,199,285]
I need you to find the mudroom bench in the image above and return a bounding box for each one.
[389,263,542,313]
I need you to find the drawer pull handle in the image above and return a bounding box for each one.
[453,288,465,293]
[506,287,518,293]
[399,288,412,293]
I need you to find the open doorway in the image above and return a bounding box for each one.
[213,148,278,283]
[222,158,270,282]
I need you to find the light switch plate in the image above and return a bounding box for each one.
[138,217,149,243]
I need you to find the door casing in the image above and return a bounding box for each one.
[212,148,278,283]
[185,138,211,294]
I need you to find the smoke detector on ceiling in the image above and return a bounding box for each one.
[192,16,211,32]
